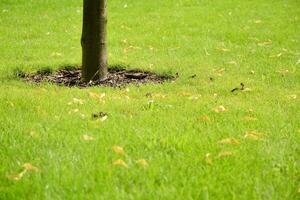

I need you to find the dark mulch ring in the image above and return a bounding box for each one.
[22,66,175,88]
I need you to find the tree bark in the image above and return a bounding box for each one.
[81,0,108,81]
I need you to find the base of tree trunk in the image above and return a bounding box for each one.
[22,66,174,88]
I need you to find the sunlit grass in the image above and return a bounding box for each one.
[0,0,299,199]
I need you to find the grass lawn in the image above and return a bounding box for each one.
[0,0,300,199]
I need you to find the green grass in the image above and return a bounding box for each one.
[0,0,300,199]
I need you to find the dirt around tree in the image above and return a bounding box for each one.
[23,66,174,88]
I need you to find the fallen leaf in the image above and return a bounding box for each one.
[213,105,227,113]
[227,61,237,65]
[136,159,149,167]
[188,95,200,100]
[51,52,62,57]
[68,109,79,114]
[269,53,282,58]
[216,47,230,52]
[257,40,272,47]
[82,134,95,141]
[179,92,193,97]
[244,131,264,140]
[287,94,297,100]
[7,170,27,181]
[276,69,290,76]
[100,115,108,122]
[113,159,128,168]
[22,163,40,172]
[242,88,252,92]
[254,20,262,24]
[243,116,258,121]
[218,151,234,158]
[199,115,210,122]
[217,138,240,145]
[68,98,85,105]
[89,92,106,100]
[112,146,125,155]
[205,153,213,165]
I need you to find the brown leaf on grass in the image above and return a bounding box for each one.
[23,163,40,172]
[227,61,237,65]
[269,53,282,58]
[113,159,128,168]
[7,163,40,181]
[216,47,230,52]
[29,131,38,138]
[257,40,272,47]
[205,153,213,165]
[287,94,297,100]
[89,92,106,101]
[112,146,125,155]
[254,20,262,24]
[81,134,95,141]
[68,109,79,114]
[244,131,264,140]
[242,88,252,92]
[179,92,193,97]
[188,95,200,100]
[199,115,210,122]
[276,69,290,76]
[218,151,234,158]
[100,115,108,122]
[68,98,85,105]
[7,170,27,181]
[213,68,226,76]
[243,116,258,121]
[136,159,149,167]
[217,138,240,145]
[213,105,227,113]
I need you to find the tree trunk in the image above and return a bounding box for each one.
[81,0,108,81]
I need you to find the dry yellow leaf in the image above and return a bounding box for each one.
[112,146,125,155]
[100,115,108,122]
[276,69,290,76]
[216,47,230,52]
[287,94,297,100]
[136,159,149,167]
[218,151,234,158]
[213,105,227,113]
[269,53,282,58]
[188,95,200,100]
[68,98,85,105]
[227,61,237,65]
[113,159,128,168]
[7,170,27,181]
[82,134,95,141]
[68,109,79,114]
[242,88,252,92]
[22,163,40,172]
[244,131,264,140]
[205,153,213,165]
[89,92,106,100]
[199,115,210,122]
[217,138,240,145]
[257,40,272,47]
[254,20,262,24]
[243,116,258,121]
